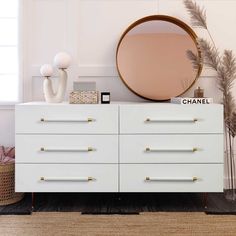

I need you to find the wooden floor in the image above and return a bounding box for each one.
[1,212,236,236]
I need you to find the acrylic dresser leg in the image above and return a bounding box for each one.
[31,192,35,212]
[203,193,208,209]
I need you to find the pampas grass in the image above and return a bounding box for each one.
[184,0,207,29]
[186,50,202,70]
[184,0,236,199]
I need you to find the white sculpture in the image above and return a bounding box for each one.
[40,52,72,103]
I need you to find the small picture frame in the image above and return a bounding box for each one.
[101,92,110,104]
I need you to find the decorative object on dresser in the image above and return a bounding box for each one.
[69,91,99,104]
[70,81,98,104]
[101,92,110,104]
[171,97,213,105]
[40,52,71,103]
[0,146,24,206]
[194,87,204,98]
[15,102,223,196]
[73,81,96,92]
[184,0,236,201]
[116,15,202,101]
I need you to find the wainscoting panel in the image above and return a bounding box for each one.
[77,0,158,77]
[29,0,69,64]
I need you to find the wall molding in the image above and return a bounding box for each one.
[30,65,118,77]
[30,65,216,78]
[78,65,118,77]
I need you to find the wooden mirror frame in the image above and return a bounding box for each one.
[116,15,202,101]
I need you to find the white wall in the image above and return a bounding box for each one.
[0,109,15,146]
[1,0,236,146]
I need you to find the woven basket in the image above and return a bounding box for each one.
[0,163,24,206]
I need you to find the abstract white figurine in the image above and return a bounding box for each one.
[40,52,71,103]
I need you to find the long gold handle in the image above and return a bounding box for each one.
[40,177,95,181]
[145,147,198,152]
[40,118,94,123]
[40,147,94,152]
[145,177,198,182]
[145,118,198,123]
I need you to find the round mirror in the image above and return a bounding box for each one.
[116,15,202,101]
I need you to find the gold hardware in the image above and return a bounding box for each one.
[146,148,198,152]
[40,147,94,152]
[40,177,94,181]
[146,118,198,123]
[145,177,198,182]
[40,118,94,122]
[193,176,198,182]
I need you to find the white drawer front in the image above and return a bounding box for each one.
[16,164,118,192]
[120,164,223,192]
[15,104,118,134]
[16,135,118,164]
[120,104,223,134]
[120,135,223,164]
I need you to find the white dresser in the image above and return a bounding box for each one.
[15,102,224,193]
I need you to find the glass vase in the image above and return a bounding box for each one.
[224,130,236,202]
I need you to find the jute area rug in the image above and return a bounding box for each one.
[1,212,236,236]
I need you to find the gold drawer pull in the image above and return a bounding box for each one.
[40,177,95,182]
[40,147,94,152]
[40,118,94,123]
[145,147,198,152]
[145,118,198,123]
[145,177,198,182]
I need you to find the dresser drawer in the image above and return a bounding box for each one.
[15,104,118,134]
[16,135,118,164]
[16,164,118,192]
[120,135,223,164]
[120,104,223,134]
[120,164,223,192]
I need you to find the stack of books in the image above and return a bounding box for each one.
[171,97,213,105]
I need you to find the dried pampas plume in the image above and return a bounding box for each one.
[197,38,219,71]
[184,0,236,192]
[186,50,202,70]
[183,0,207,29]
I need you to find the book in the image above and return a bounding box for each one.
[73,81,96,92]
[171,97,213,105]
